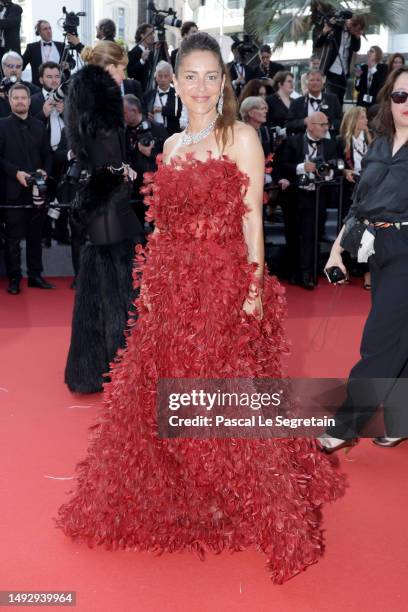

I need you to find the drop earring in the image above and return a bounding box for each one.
[217,90,224,115]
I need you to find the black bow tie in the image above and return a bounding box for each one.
[43,42,52,47]
[308,138,321,147]
[158,91,169,97]
[309,97,322,105]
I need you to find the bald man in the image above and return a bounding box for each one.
[274,111,343,288]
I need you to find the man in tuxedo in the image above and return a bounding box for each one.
[253,44,284,84]
[278,111,341,288]
[142,60,182,137]
[314,14,366,106]
[0,0,22,62]
[228,41,254,98]
[127,23,155,91]
[286,70,342,137]
[22,21,66,87]
[0,83,53,294]
[170,21,198,69]
[30,61,69,246]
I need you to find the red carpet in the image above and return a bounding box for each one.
[1,277,407,612]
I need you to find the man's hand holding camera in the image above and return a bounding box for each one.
[138,140,154,158]
[16,168,47,188]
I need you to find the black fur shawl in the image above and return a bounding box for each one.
[66,64,124,164]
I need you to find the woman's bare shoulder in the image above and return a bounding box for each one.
[163,133,182,163]
[226,121,263,158]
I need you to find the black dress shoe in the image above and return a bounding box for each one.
[27,275,55,289]
[7,278,20,295]
[372,437,408,447]
[299,274,315,290]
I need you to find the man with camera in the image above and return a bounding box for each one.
[286,69,342,137]
[253,44,284,86]
[0,0,22,62]
[314,12,366,106]
[228,40,255,98]
[0,51,40,118]
[127,23,155,91]
[278,110,341,289]
[0,83,53,294]
[170,21,198,69]
[22,21,68,87]
[124,94,167,227]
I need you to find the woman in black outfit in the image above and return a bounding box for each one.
[320,66,408,451]
[266,71,294,129]
[64,41,143,393]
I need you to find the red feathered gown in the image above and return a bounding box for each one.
[57,155,345,583]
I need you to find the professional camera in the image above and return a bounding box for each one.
[133,121,155,148]
[231,33,258,61]
[61,6,86,37]
[0,75,17,94]
[47,79,70,104]
[311,1,353,29]
[149,2,182,31]
[26,172,48,198]
[298,158,345,186]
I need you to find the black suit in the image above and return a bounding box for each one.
[228,61,254,97]
[286,92,342,135]
[253,61,284,80]
[266,93,290,128]
[278,133,340,282]
[142,87,182,137]
[0,113,53,280]
[123,78,143,100]
[22,41,66,86]
[127,45,152,91]
[0,2,22,59]
[355,63,388,108]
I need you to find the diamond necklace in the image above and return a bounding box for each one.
[181,115,218,146]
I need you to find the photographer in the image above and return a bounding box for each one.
[96,18,116,42]
[286,69,342,136]
[142,60,182,137]
[1,51,40,97]
[253,44,284,88]
[228,40,254,98]
[22,20,68,87]
[124,93,166,225]
[279,111,340,288]
[0,0,22,61]
[127,23,155,90]
[0,83,53,294]
[314,12,366,106]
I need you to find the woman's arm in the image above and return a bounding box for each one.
[233,123,266,318]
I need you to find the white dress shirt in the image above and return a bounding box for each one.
[41,40,60,64]
[43,88,64,150]
[153,88,170,125]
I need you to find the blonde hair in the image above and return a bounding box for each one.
[81,41,128,68]
[340,106,372,151]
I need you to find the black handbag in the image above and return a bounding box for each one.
[340,217,367,258]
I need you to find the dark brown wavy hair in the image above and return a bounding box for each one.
[238,79,267,106]
[373,65,408,142]
[174,32,236,151]
[387,53,405,74]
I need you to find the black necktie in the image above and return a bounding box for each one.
[43,42,52,47]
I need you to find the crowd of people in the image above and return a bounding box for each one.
[0,7,405,297]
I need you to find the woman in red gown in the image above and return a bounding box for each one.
[57,33,345,583]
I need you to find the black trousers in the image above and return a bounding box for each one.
[326,71,347,107]
[294,188,327,279]
[328,227,408,438]
[3,207,46,280]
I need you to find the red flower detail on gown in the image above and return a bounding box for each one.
[56,155,345,584]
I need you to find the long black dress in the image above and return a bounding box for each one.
[64,64,143,393]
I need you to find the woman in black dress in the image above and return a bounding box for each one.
[320,67,408,451]
[64,41,143,393]
[266,71,294,129]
